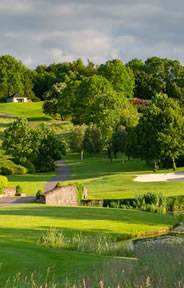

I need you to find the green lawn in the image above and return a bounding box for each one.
[0,102,51,121]
[64,153,184,199]
[7,171,56,195]
[0,204,177,285]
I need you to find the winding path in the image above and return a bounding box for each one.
[44,160,71,192]
[0,112,18,119]
[0,160,71,207]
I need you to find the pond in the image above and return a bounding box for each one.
[133,212,184,248]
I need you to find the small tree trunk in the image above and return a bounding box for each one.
[172,157,176,171]
[153,160,157,173]
[80,150,84,161]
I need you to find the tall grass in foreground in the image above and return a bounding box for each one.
[5,243,184,288]
[38,227,133,257]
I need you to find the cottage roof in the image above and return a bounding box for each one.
[8,94,27,99]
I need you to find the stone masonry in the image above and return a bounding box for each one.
[45,185,78,206]
[4,187,16,197]
[44,185,88,206]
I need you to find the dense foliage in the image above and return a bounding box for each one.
[3,118,66,172]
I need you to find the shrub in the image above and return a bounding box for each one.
[14,165,27,175]
[23,161,36,173]
[16,185,23,194]
[0,175,8,187]
[135,192,167,214]
[0,160,27,175]
[36,189,44,200]
[1,166,13,175]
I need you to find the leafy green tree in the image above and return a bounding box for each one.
[112,125,127,163]
[69,124,87,160]
[0,55,25,100]
[144,57,184,99]
[98,59,135,98]
[33,70,57,100]
[3,118,66,172]
[134,94,184,171]
[133,70,161,99]
[43,82,67,119]
[73,75,122,143]
[126,58,144,73]
[3,118,33,164]
[24,69,38,101]
[83,124,104,155]
[33,124,66,171]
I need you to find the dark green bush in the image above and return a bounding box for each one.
[1,166,13,175]
[23,161,36,173]
[0,160,27,175]
[14,165,27,175]
[16,185,23,194]
[36,189,44,200]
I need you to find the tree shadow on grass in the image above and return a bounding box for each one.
[7,172,56,183]
[27,117,51,122]
[0,205,176,228]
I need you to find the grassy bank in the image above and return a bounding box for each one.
[0,102,51,121]
[0,204,177,285]
[64,153,184,199]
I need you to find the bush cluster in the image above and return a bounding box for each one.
[16,185,23,194]
[36,189,44,200]
[0,160,27,175]
[3,118,66,173]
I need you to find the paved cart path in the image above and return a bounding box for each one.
[44,160,71,192]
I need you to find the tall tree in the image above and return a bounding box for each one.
[98,59,135,98]
[0,55,25,99]
[83,124,104,155]
[112,125,127,163]
[69,124,87,160]
[73,75,134,144]
[134,94,184,171]
[43,82,67,119]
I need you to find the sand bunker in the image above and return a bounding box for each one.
[134,172,184,182]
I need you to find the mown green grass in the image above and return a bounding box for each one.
[0,102,51,121]
[7,171,56,195]
[64,153,184,199]
[0,204,177,285]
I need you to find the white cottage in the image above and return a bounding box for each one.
[6,94,29,103]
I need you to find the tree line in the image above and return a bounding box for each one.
[1,55,184,102]
[69,93,184,172]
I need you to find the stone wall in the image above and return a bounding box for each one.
[4,187,16,197]
[45,185,78,206]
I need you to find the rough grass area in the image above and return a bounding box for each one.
[0,102,51,121]
[64,153,184,199]
[0,204,177,285]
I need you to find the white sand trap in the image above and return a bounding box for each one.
[134,172,184,182]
